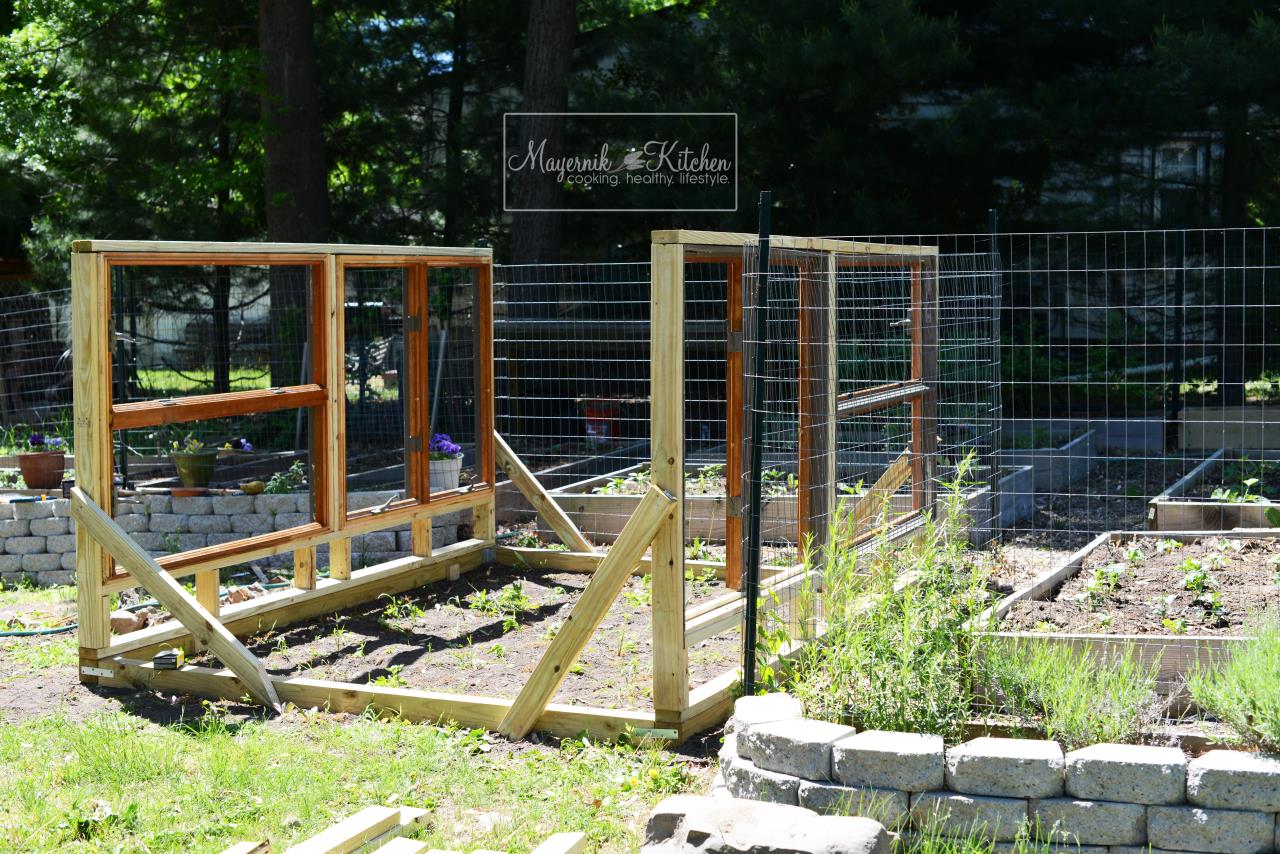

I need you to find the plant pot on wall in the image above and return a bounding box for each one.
[18,451,65,490]
[171,450,218,489]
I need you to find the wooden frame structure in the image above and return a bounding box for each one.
[492,230,940,738]
[73,233,938,743]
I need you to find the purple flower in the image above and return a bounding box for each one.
[228,437,253,452]
[27,433,45,449]
[429,433,462,459]
[48,437,64,449]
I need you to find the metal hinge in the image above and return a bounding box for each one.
[405,313,422,332]
[726,495,743,517]
[727,331,743,353]
[408,434,423,453]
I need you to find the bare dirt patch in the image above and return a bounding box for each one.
[1003,535,1280,636]
[214,564,739,709]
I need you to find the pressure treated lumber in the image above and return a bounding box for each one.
[499,484,675,739]
[530,833,588,854]
[839,449,912,544]
[73,239,491,257]
[282,805,400,854]
[71,249,112,658]
[650,239,689,722]
[221,842,269,854]
[70,487,281,709]
[372,840,428,854]
[495,431,592,552]
[110,658,657,740]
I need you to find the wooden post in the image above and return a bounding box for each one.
[70,487,281,708]
[650,240,689,723]
[293,547,316,590]
[499,485,674,739]
[71,248,112,671]
[196,570,221,614]
[910,259,939,513]
[724,258,745,590]
[797,252,838,561]
[325,254,351,579]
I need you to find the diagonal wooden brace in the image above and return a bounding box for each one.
[495,431,594,553]
[838,447,912,546]
[499,484,675,739]
[70,487,281,709]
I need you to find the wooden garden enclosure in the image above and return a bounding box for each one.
[71,231,938,743]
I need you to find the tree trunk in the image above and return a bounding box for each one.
[508,0,576,278]
[259,0,329,389]
[442,0,468,245]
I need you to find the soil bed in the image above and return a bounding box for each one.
[1003,535,1280,636]
[209,564,739,710]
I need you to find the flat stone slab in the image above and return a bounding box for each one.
[1030,797,1146,846]
[1187,750,1280,812]
[797,780,909,829]
[945,737,1064,799]
[723,756,801,806]
[910,791,1028,842]
[832,730,944,793]
[1065,743,1186,805]
[729,693,804,736]
[643,795,889,854]
[1147,805,1275,854]
[740,718,855,781]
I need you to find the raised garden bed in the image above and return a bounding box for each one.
[540,461,1034,546]
[1148,449,1280,531]
[1000,428,1097,491]
[990,530,1277,696]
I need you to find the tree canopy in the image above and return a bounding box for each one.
[2,0,1279,284]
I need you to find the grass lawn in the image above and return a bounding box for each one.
[0,708,699,852]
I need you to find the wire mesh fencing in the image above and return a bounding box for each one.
[0,287,72,485]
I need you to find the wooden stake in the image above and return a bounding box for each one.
[70,487,281,709]
[650,239,689,723]
[499,485,675,739]
[839,448,912,545]
[495,431,592,552]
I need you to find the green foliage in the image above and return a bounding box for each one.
[983,640,1161,750]
[467,582,533,633]
[264,461,306,494]
[1188,618,1280,751]
[788,455,990,742]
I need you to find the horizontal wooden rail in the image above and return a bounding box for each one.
[103,487,493,593]
[111,385,326,431]
[835,381,929,420]
[70,487,280,708]
[76,239,491,257]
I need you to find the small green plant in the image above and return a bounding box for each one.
[592,466,651,495]
[984,640,1161,750]
[542,620,562,640]
[1081,563,1124,605]
[489,643,506,659]
[1188,618,1280,750]
[1156,538,1182,554]
[467,582,533,633]
[1124,544,1144,565]
[685,537,714,562]
[689,463,724,493]
[1181,558,1214,593]
[370,664,408,688]
[623,574,653,608]
[507,530,540,548]
[1163,617,1188,634]
[265,460,307,494]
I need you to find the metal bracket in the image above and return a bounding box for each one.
[632,727,679,741]
[727,331,743,353]
[80,665,114,678]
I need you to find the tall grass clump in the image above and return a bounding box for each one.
[982,639,1162,750]
[787,456,991,743]
[1188,617,1280,750]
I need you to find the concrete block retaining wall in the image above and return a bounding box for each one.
[0,491,468,588]
[718,695,1280,854]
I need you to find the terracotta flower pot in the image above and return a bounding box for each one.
[171,450,218,488]
[18,451,65,490]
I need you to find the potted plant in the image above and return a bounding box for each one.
[429,433,463,492]
[17,432,65,490]
[169,433,218,491]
